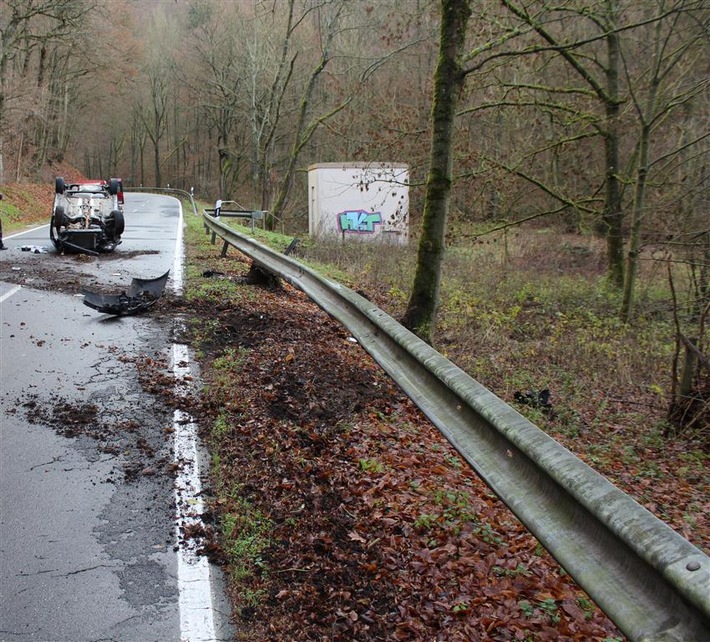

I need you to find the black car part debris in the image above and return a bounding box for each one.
[82,270,170,316]
[513,388,555,416]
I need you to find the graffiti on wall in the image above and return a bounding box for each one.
[338,209,383,234]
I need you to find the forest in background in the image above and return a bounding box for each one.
[2,0,707,236]
[2,4,709,635]
[1,0,709,338]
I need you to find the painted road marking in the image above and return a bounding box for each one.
[171,198,218,642]
[5,224,49,238]
[173,343,217,642]
[0,285,22,303]
[171,200,185,296]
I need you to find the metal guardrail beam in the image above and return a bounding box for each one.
[126,186,198,216]
[202,213,710,642]
[203,208,265,234]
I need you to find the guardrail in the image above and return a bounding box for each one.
[125,186,198,216]
[202,213,710,642]
[204,207,265,233]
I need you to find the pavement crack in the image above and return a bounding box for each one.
[19,564,115,578]
[28,456,64,471]
[63,564,114,577]
[17,568,59,577]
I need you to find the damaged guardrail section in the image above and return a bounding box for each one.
[203,213,710,642]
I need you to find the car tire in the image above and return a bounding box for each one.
[108,178,120,195]
[108,209,125,237]
[55,177,65,194]
[52,206,67,231]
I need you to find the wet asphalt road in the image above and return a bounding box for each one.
[0,194,231,641]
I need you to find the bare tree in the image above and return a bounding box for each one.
[402,0,472,342]
[268,0,355,227]
[0,0,95,181]
[499,0,627,288]
[182,1,249,197]
[132,8,176,187]
[620,0,710,321]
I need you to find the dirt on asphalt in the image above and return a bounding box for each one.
[4,227,705,641]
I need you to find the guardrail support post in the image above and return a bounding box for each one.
[221,240,229,257]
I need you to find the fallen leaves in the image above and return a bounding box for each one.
[187,278,626,641]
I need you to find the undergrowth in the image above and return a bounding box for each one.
[182,211,708,628]
[296,226,708,548]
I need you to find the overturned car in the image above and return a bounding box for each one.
[50,177,125,254]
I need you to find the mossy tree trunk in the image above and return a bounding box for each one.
[401,0,471,343]
[619,3,707,322]
[602,23,625,290]
[620,120,651,323]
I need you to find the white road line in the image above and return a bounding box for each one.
[173,344,217,642]
[171,201,185,296]
[5,223,49,238]
[0,285,22,303]
[171,201,217,642]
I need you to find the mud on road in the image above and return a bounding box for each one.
[2,239,625,641]
[0,249,161,296]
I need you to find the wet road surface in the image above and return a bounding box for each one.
[0,194,232,641]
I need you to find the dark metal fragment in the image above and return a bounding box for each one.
[82,270,170,315]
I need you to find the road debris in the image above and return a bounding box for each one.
[82,270,170,316]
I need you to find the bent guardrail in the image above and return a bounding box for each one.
[202,213,710,642]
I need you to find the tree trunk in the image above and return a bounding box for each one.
[401,0,471,343]
[269,58,350,229]
[700,232,710,314]
[602,112,625,289]
[620,124,650,322]
[0,46,6,184]
[502,0,627,289]
[602,21,625,289]
[154,136,161,187]
[621,30,664,322]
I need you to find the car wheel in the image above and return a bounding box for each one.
[108,209,125,237]
[108,178,120,195]
[55,177,65,194]
[52,206,67,231]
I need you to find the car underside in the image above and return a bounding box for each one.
[50,177,125,255]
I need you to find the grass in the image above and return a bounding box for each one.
[0,184,53,232]
[183,210,275,612]
[220,493,272,582]
[358,457,385,473]
[297,224,708,549]
[222,218,296,253]
[301,227,692,400]
[181,207,708,610]
[176,206,709,642]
